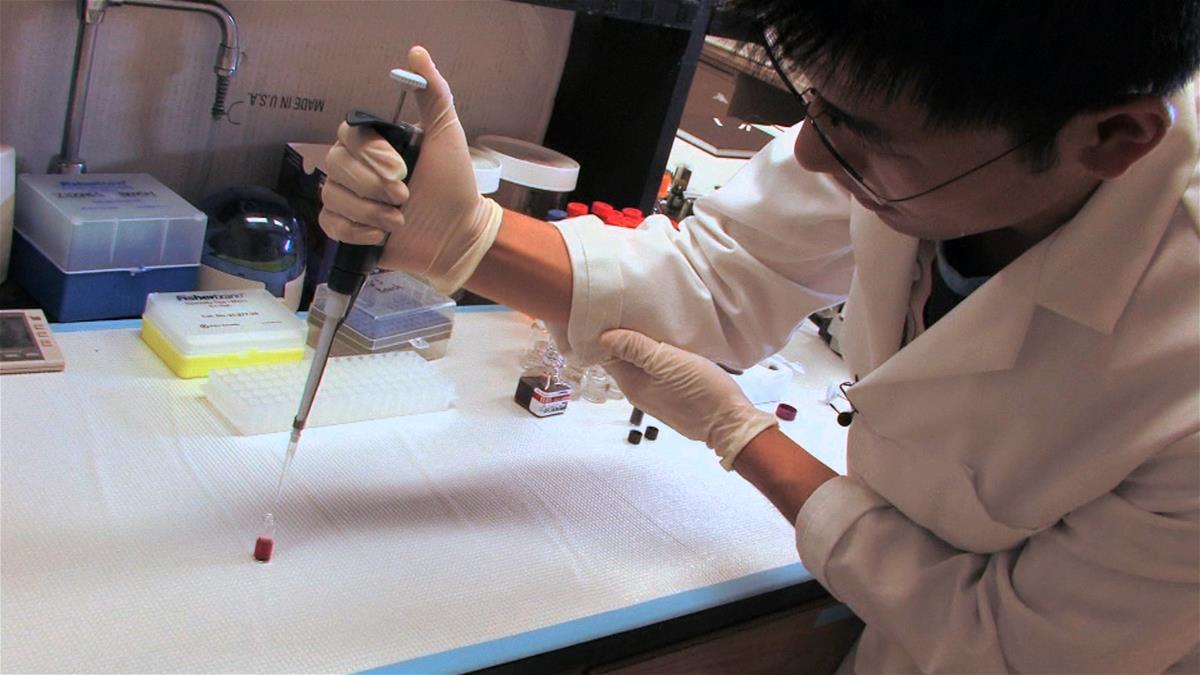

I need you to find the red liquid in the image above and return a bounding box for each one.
[253,536,274,562]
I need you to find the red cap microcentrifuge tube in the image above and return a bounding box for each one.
[253,512,276,563]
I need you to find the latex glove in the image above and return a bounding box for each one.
[600,329,778,470]
[318,46,503,294]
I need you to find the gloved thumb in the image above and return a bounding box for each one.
[407,45,456,130]
[600,329,664,372]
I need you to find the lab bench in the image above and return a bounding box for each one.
[0,307,857,673]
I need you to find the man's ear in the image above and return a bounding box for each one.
[1065,97,1173,180]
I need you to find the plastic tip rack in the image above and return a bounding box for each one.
[205,352,456,435]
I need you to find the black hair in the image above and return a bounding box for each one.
[734,0,1200,170]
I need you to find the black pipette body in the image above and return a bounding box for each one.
[326,111,423,296]
[292,111,423,435]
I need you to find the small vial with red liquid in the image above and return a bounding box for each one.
[253,512,276,563]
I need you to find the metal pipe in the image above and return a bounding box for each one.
[52,0,108,174]
[51,0,241,173]
[114,0,240,117]
[115,0,239,77]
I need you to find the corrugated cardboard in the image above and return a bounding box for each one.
[0,0,573,204]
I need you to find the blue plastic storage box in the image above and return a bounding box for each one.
[11,231,199,322]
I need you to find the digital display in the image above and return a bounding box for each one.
[0,315,41,360]
[0,310,61,374]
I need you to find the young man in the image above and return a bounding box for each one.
[318,2,1199,670]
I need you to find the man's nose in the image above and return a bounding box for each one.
[794,120,844,176]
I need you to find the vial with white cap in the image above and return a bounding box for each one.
[475,135,580,220]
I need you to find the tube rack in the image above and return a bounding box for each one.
[206,352,455,435]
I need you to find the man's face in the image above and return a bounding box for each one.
[793,76,1088,240]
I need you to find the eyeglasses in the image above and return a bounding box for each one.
[761,29,1028,204]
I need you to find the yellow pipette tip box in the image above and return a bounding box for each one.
[141,289,306,379]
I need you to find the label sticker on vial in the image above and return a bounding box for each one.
[529,386,570,417]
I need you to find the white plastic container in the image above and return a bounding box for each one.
[469,147,502,195]
[206,352,456,435]
[474,135,579,219]
[15,173,206,272]
[141,289,306,378]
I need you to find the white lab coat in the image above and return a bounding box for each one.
[552,84,1199,672]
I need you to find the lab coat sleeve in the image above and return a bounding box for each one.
[551,124,855,367]
[796,432,1200,673]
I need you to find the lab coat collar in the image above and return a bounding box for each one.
[862,233,1048,385]
[1036,84,1199,335]
[856,84,1197,388]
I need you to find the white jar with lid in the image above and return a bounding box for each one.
[469,147,502,195]
[475,135,580,220]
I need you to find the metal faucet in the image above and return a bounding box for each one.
[51,0,240,174]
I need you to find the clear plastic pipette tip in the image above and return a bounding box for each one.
[260,511,277,538]
[254,429,301,563]
[272,430,301,507]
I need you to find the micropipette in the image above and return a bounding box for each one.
[254,69,427,563]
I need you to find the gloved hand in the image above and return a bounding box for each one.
[600,329,778,470]
[318,46,503,295]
